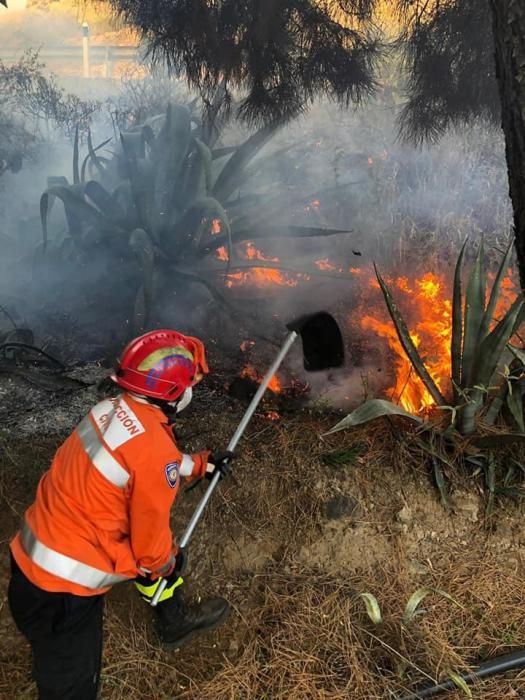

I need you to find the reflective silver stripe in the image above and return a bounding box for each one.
[77,416,130,488]
[180,453,194,476]
[21,524,130,589]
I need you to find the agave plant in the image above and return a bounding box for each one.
[40,103,351,331]
[330,241,524,437]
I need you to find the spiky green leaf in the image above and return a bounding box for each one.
[357,593,382,625]
[433,457,450,510]
[462,243,486,388]
[324,399,421,435]
[447,671,472,698]
[452,238,468,396]
[213,124,277,201]
[472,297,524,388]
[478,240,514,344]
[507,381,525,433]
[402,588,462,625]
[375,265,447,406]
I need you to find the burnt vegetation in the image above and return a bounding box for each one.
[2,1,525,698]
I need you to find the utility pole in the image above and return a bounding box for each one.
[82,22,90,79]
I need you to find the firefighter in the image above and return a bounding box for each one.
[7,330,232,700]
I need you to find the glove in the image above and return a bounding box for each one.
[206,450,236,480]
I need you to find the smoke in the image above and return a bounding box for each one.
[0,8,512,403]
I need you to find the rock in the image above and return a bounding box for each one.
[397,505,413,525]
[322,494,359,520]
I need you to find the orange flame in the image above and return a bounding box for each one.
[216,241,299,288]
[361,270,518,414]
[240,365,281,393]
[361,272,453,414]
[211,219,222,235]
[216,246,229,261]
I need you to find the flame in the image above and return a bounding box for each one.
[240,365,281,393]
[316,258,343,273]
[361,269,518,414]
[361,272,453,414]
[216,246,229,261]
[211,219,222,235]
[217,241,299,288]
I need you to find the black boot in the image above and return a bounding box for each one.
[155,588,230,650]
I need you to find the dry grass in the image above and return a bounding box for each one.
[2,410,525,698]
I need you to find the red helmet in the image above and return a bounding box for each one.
[112,330,208,401]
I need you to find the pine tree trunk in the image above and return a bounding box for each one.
[489,0,525,290]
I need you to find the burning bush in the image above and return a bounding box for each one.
[39,101,351,332]
[329,243,525,513]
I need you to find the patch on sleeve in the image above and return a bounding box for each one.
[165,462,180,488]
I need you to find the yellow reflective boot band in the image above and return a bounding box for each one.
[135,577,184,601]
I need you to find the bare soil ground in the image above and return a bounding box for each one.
[2,369,525,699]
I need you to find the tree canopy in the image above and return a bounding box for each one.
[110,0,380,126]
[109,0,499,139]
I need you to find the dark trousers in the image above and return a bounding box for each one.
[8,554,104,700]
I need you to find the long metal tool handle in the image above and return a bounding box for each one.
[151,330,299,606]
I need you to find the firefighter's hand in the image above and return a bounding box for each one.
[206,451,236,480]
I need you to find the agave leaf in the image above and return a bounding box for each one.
[478,239,514,344]
[324,399,421,435]
[461,297,524,435]
[474,433,525,448]
[182,139,212,205]
[120,132,153,232]
[73,125,80,185]
[472,297,524,388]
[357,593,382,625]
[433,457,449,510]
[130,228,155,334]
[120,130,146,159]
[506,381,525,433]
[212,124,277,202]
[375,265,447,406]
[212,146,237,160]
[43,176,69,222]
[84,181,126,223]
[452,238,468,398]
[153,104,192,231]
[141,125,156,152]
[508,343,525,367]
[83,132,111,181]
[462,243,486,388]
[211,225,352,251]
[170,197,232,263]
[402,588,462,625]
[447,671,472,698]
[40,186,106,250]
[484,378,509,426]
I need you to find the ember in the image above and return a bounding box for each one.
[240,340,256,352]
[264,411,281,421]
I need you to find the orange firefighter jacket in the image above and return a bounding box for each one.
[10,393,209,597]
